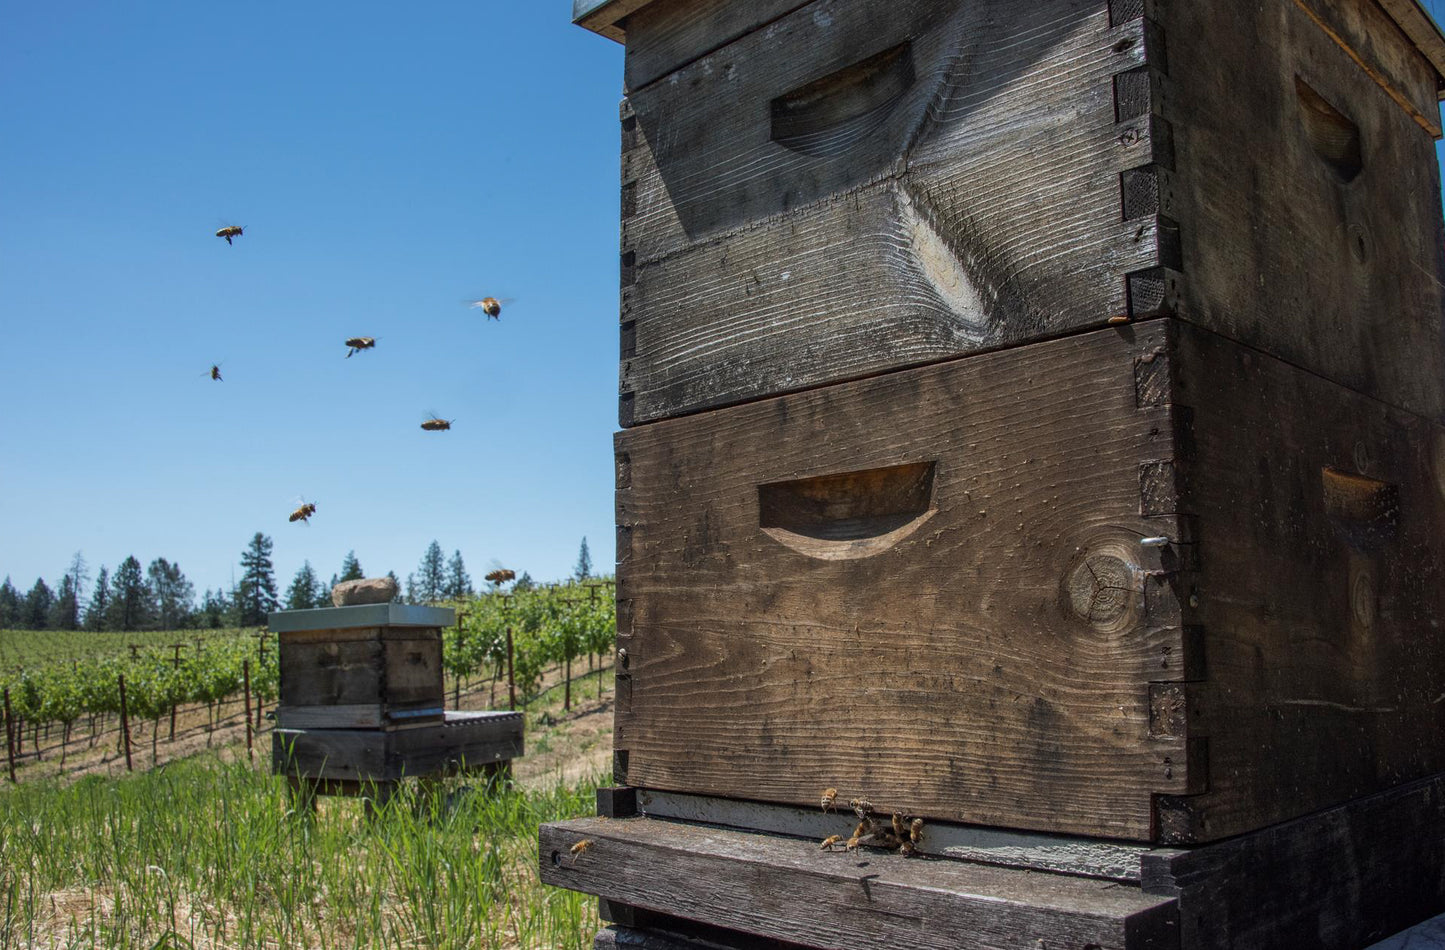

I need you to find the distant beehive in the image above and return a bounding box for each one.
[590,0,1445,846]
[273,604,448,730]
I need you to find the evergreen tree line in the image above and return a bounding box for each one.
[0,536,511,630]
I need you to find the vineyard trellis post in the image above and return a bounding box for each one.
[454,608,466,709]
[252,630,268,729]
[3,686,16,783]
[117,673,133,773]
[504,595,517,711]
[243,659,253,761]
[169,642,183,740]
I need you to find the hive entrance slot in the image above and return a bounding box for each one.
[770,42,916,158]
[759,461,936,560]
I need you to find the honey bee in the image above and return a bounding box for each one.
[909,818,925,844]
[467,296,514,320]
[849,798,873,820]
[845,836,861,852]
[899,841,916,857]
[345,337,375,358]
[1107,315,1131,326]
[569,839,593,863]
[207,364,223,381]
[420,413,453,431]
[819,835,844,851]
[215,225,244,245]
[484,568,516,584]
[856,830,901,850]
[821,788,837,813]
[289,502,317,524]
[892,813,908,840]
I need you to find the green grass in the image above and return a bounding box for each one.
[0,629,257,671]
[0,755,602,949]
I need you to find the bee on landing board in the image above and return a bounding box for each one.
[819,835,844,851]
[820,788,837,813]
[289,501,317,524]
[345,337,375,358]
[467,296,513,320]
[420,413,453,432]
[216,225,244,245]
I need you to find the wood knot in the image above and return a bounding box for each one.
[1064,543,1143,633]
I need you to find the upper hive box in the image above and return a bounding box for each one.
[579,0,1445,426]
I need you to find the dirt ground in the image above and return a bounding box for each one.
[4,661,615,790]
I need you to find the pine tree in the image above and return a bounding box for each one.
[413,541,446,605]
[84,567,110,631]
[339,551,365,582]
[49,574,80,630]
[199,588,231,628]
[67,552,89,619]
[513,571,536,592]
[106,556,153,632]
[0,578,20,628]
[444,550,473,600]
[236,533,279,626]
[574,536,593,581]
[147,558,195,630]
[23,578,53,629]
[386,570,404,603]
[286,561,323,610]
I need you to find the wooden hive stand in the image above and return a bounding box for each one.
[553,0,1445,946]
[269,603,523,814]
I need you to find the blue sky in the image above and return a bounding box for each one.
[3,2,1445,602]
[1,2,624,598]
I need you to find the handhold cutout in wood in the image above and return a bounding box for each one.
[1295,77,1363,183]
[759,461,936,560]
[770,42,915,158]
[1321,466,1397,550]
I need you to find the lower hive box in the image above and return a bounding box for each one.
[612,319,1445,843]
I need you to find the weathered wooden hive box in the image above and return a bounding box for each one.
[587,0,1445,848]
[270,604,523,788]
[273,604,448,730]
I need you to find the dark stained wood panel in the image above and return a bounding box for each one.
[541,816,1181,950]
[1160,0,1445,421]
[622,0,812,92]
[273,711,524,783]
[619,0,1165,423]
[1152,321,1445,842]
[615,325,1194,840]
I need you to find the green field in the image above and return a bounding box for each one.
[0,755,602,949]
[0,629,257,670]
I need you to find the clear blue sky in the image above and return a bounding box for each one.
[1,2,624,599]
[4,2,1445,602]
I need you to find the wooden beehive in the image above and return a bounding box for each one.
[584,0,1445,848]
[271,604,449,730]
[608,0,1445,426]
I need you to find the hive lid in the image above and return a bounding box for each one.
[268,603,456,633]
[572,0,1445,93]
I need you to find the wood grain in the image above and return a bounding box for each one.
[1154,321,1445,841]
[1159,0,1445,421]
[616,325,1194,840]
[541,816,1181,950]
[622,0,812,92]
[278,635,442,710]
[1142,771,1445,950]
[619,0,1162,423]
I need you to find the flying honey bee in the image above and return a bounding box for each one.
[420,413,453,432]
[216,225,244,245]
[209,364,223,381]
[850,798,873,820]
[467,296,514,320]
[569,839,593,863]
[484,568,516,584]
[289,501,317,524]
[821,788,837,813]
[345,337,375,358]
[819,835,844,851]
